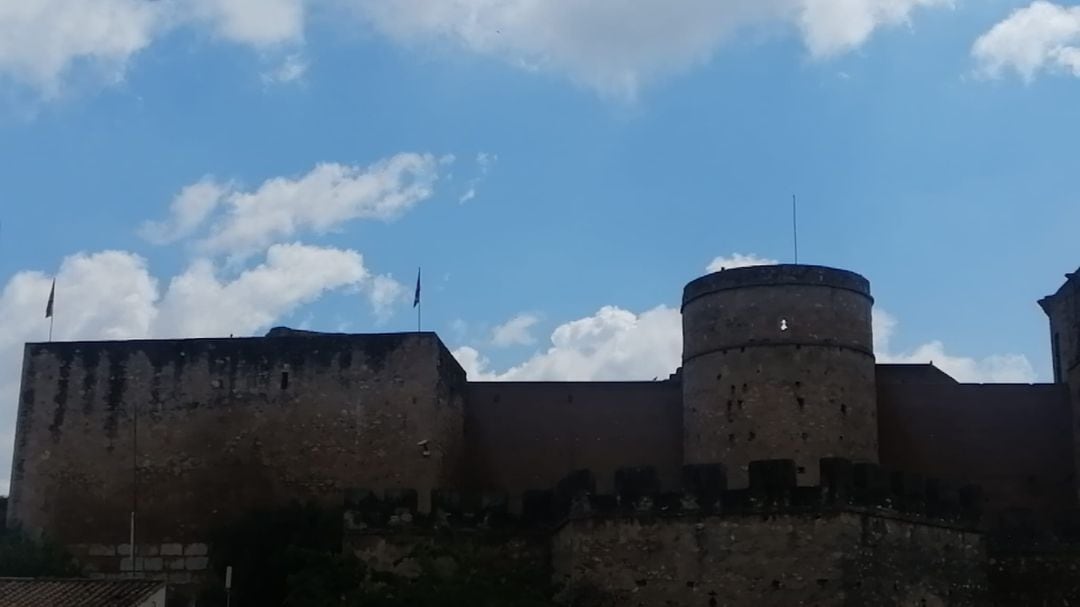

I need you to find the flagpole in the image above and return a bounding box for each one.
[48,316,53,343]
[792,194,799,265]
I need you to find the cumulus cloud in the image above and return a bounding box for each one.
[456,305,682,381]
[140,153,443,257]
[0,0,161,95]
[706,253,779,273]
[973,1,1080,80]
[189,0,305,47]
[352,0,951,98]
[0,0,309,96]
[138,178,230,245]
[454,303,1034,384]
[872,308,1036,383]
[491,313,540,347]
[1,0,950,99]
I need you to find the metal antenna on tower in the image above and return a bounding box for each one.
[792,194,799,265]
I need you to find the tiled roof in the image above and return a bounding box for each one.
[0,577,164,607]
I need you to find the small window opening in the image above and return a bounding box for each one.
[280,371,289,390]
[748,431,756,441]
[796,397,805,410]
[728,434,736,443]
[798,466,807,474]
[741,383,747,392]
[840,403,848,415]
[801,432,809,440]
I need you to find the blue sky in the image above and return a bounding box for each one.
[2,0,1080,486]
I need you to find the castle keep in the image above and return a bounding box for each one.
[8,264,1080,605]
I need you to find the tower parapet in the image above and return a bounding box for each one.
[681,264,878,487]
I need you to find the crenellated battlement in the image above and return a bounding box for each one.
[342,458,986,534]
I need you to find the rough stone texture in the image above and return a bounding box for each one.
[552,513,986,606]
[989,546,1080,606]
[7,332,467,556]
[160,543,182,556]
[347,532,549,580]
[9,263,1080,604]
[682,265,878,487]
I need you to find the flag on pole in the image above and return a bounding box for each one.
[45,278,55,319]
[413,267,421,308]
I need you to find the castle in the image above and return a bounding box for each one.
[7,263,1080,605]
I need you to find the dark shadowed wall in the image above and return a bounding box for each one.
[464,381,682,496]
[877,365,1073,519]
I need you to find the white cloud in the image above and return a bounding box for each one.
[457,305,682,381]
[491,313,540,347]
[0,0,309,96]
[140,153,444,257]
[190,0,305,47]
[455,303,1035,384]
[138,178,230,245]
[973,1,1080,80]
[0,0,162,95]
[706,252,779,273]
[457,152,497,204]
[873,308,1036,383]
[351,0,951,98]
[152,243,371,337]
[1,0,949,99]
[261,53,308,85]
[798,0,951,58]
[367,274,407,323]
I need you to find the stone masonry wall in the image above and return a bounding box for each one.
[682,266,878,487]
[7,331,466,574]
[551,513,986,607]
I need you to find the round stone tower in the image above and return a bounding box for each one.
[681,264,877,487]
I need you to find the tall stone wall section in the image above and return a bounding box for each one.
[1039,269,1080,504]
[681,265,878,487]
[7,331,466,572]
[552,513,985,606]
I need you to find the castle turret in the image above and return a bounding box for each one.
[681,264,878,487]
[1039,268,1080,502]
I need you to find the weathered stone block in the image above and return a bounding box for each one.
[87,544,115,557]
[161,543,183,556]
[140,544,160,557]
[143,557,163,572]
[116,544,132,556]
[184,543,209,556]
[185,556,209,571]
[167,558,186,571]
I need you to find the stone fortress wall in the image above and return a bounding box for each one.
[7,263,1080,605]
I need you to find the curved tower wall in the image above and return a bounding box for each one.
[681,265,877,487]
